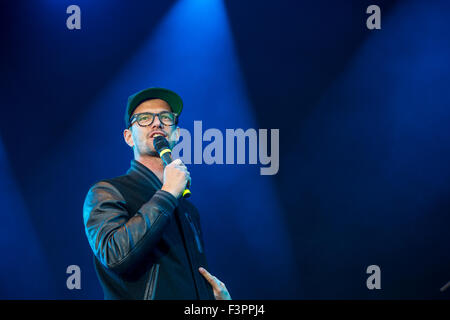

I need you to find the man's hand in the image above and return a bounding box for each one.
[161,159,190,199]
[199,267,232,300]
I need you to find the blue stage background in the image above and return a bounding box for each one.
[1,0,449,299]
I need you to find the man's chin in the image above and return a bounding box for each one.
[139,145,160,157]
[147,150,160,157]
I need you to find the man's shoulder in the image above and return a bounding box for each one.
[84,173,133,200]
[98,168,145,187]
[82,177,127,223]
[100,173,132,186]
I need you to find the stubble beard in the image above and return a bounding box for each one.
[147,150,160,157]
[145,144,160,157]
[135,133,176,158]
[143,138,175,157]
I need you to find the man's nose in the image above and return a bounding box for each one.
[151,115,164,129]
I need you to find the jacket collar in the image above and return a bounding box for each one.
[127,159,163,189]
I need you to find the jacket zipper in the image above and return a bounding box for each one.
[184,212,203,254]
[144,263,160,300]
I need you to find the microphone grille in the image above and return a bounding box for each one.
[153,135,170,153]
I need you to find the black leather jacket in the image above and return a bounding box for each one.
[83,160,215,300]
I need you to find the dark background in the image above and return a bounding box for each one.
[1,0,449,299]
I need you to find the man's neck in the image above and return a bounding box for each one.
[135,155,165,184]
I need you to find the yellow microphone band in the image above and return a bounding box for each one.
[159,148,171,157]
[183,189,191,198]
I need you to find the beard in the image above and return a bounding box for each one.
[147,149,160,157]
[133,128,178,158]
[143,143,160,157]
[140,137,176,157]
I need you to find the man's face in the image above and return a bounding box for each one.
[123,99,180,157]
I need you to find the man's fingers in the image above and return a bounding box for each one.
[171,158,183,166]
[199,267,232,300]
[199,267,220,288]
[169,159,189,175]
[171,165,188,174]
[172,158,186,167]
[199,267,213,281]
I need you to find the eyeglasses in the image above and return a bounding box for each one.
[129,111,178,128]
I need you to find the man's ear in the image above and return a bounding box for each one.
[169,126,181,143]
[123,128,134,148]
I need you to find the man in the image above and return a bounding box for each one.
[83,87,231,300]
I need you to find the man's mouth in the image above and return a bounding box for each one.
[149,131,167,138]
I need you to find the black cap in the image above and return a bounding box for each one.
[125,87,183,128]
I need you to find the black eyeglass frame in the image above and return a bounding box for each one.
[128,111,178,128]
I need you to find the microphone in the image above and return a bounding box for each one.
[153,135,191,198]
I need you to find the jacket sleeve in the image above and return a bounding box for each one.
[83,181,178,275]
